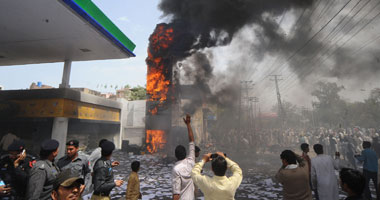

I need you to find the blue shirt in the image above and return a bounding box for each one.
[356,148,378,172]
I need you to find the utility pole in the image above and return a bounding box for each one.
[248,97,259,131]
[238,81,254,133]
[270,75,286,127]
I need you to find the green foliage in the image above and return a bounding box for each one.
[310,82,380,128]
[129,86,146,100]
[311,81,346,127]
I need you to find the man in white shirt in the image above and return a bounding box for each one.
[172,114,195,200]
[191,152,243,200]
[311,144,339,200]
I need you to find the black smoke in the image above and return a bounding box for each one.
[156,0,316,114]
[159,0,314,49]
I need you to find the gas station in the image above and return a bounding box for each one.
[0,0,136,156]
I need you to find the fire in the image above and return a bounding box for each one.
[146,130,166,153]
[145,24,175,153]
[146,24,174,115]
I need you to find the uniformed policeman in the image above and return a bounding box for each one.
[51,169,85,200]
[0,140,35,199]
[57,140,89,179]
[91,141,123,200]
[26,139,60,200]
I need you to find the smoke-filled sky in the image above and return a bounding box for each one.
[1,0,380,112]
[157,0,380,111]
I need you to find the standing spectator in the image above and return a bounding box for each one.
[275,150,312,200]
[300,143,311,175]
[194,145,201,199]
[26,139,60,200]
[89,139,108,173]
[347,138,357,169]
[51,169,85,200]
[57,140,90,179]
[311,144,339,200]
[354,141,379,199]
[86,139,108,193]
[372,137,380,157]
[0,132,18,152]
[195,146,201,161]
[172,114,195,200]
[339,168,365,200]
[0,140,35,199]
[126,161,142,200]
[191,152,242,200]
[91,141,123,200]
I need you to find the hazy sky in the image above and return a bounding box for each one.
[2,0,380,112]
[0,0,161,92]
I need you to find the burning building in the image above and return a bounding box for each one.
[145,23,211,153]
[145,24,175,153]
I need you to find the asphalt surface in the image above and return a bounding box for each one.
[82,150,362,200]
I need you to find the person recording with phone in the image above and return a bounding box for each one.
[191,152,243,200]
[0,140,35,199]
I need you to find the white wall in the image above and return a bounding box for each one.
[118,99,146,146]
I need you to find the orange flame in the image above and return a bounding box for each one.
[145,24,174,153]
[146,130,166,153]
[146,24,174,115]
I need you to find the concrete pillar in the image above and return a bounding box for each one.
[51,117,69,158]
[113,134,122,150]
[59,60,72,88]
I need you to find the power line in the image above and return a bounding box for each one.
[281,1,380,93]
[256,0,355,102]
[247,1,322,83]
[276,0,370,93]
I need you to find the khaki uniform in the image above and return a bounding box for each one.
[91,195,111,200]
[126,171,141,200]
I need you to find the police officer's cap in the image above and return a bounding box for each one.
[8,140,25,152]
[66,140,79,147]
[53,169,84,190]
[101,141,115,153]
[41,139,59,151]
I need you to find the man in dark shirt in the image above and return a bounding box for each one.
[0,140,35,199]
[26,139,60,200]
[300,143,311,175]
[57,140,89,179]
[91,141,123,200]
[339,168,365,200]
[355,141,379,199]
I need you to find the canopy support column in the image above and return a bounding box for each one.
[59,60,72,88]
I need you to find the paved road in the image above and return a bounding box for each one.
[83,151,354,199]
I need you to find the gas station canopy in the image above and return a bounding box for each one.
[0,0,136,66]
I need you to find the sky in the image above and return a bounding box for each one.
[1,0,380,112]
[0,0,162,92]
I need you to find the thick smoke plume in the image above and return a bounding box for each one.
[157,0,316,113]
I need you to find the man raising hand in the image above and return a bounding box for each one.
[172,114,195,200]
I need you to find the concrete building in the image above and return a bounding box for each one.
[0,0,136,157]
[118,99,146,146]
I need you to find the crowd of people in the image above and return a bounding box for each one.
[0,135,140,199]
[0,115,244,200]
[276,140,379,200]
[1,114,379,200]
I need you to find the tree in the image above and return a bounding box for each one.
[129,86,146,100]
[311,81,346,127]
[346,88,380,128]
[271,101,303,128]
